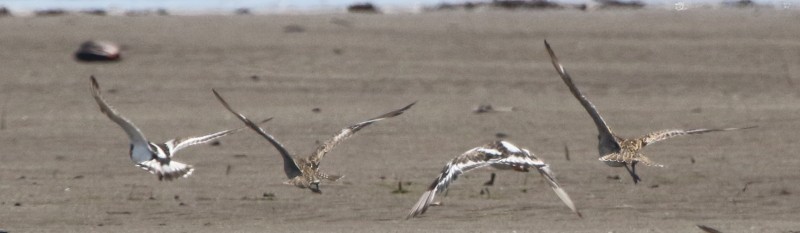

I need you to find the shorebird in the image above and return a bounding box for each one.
[407,140,580,219]
[90,76,254,181]
[544,40,755,184]
[213,89,415,193]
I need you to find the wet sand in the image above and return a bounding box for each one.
[0,9,799,232]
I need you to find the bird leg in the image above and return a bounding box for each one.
[624,161,641,184]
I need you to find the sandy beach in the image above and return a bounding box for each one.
[0,8,799,232]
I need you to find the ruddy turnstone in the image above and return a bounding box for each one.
[91,76,254,181]
[544,40,755,184]
[407,140,580,219]
[213,89,415,193]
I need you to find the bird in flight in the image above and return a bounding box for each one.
[213,89,415,193]
[407,140,580,219]
[90,76,253,180]
[544,40,755,184]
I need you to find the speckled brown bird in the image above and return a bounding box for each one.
[213,89,415,193]
[544,40,755,184]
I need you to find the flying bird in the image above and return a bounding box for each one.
[407,140,580,219]
[213,89,415,193]
[90,76,254,181]
[544,40,755,184]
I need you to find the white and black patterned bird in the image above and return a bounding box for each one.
[213,89,415,193]
[91,76,254,181]
[407,140,580,219]
[544,40,755,184]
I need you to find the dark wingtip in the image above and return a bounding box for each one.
[697,224,723,233]
[401,101,417,111]
[544,40,557,60]
[259,117,274,124]
[90,75,100,90]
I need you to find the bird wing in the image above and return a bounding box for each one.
[164,119,271,155]
[212,89,302,179]
[544,41,619,154]
[406,144,503,219]
[641,126,756,147]
[534,165,581,217]
[491,141,582,217]
[90,76,150,150]
[308,102,415,167]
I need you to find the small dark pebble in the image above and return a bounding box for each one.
[97,223,104,227]
[690,157,696,164]
[521,189,528,193]
[204,222,213,226]
[312,108,321,113]
[332,48,343,55]
[148,196,156,200]
[73,175,84,179]
[174,195,180,200]
[780,189,791,195]
[263,193,275,198]
[495,132,508,139]
[607,175,621,180]
[250,75,260,81]
[210,141,221,146]
[14,202,21,206]
[649,184,659,188]
[178,202,186,206]
[17,176,25,179]
[379,176,386,180]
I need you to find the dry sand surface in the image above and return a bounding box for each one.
[1,9,799,232]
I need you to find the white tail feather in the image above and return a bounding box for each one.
[137,160,194,181]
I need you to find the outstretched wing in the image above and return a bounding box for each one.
[407,145,500,219]
[308,102,416,167]
[164,119,272,155]
[90,76,150,149]
[641,126,757,146]
[537,164,583,218]
[544,41,619,154]
[492,141,582,217]
[212,89,302,179]
[532,162,582,217]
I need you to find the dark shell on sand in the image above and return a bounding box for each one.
[75,40,121,62]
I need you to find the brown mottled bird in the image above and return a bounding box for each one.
[407,140,580,219]
[213,89,415,193]
[544,40,755,184]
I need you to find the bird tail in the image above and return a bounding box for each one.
[137,160,194,181]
